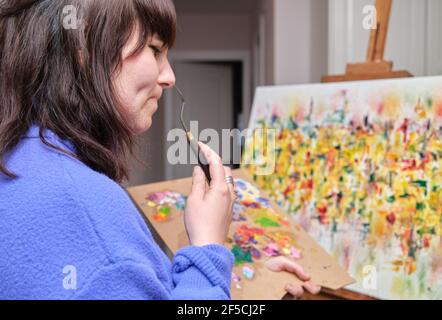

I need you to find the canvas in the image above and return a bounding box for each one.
[243,76,442,299]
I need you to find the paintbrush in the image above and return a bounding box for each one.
[175,86,212,184]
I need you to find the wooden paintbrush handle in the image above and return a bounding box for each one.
[187,133,212,184]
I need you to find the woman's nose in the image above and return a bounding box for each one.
[158,59,176,89]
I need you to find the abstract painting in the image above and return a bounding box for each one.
[243,76,442,299]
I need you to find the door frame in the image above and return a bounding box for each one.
[163,50,251,180]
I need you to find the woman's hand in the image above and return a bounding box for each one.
[184,142,235,247]
[265,256,321,299]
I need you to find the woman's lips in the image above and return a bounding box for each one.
[144,91,162,111]
[152,89,163,100]
[144,94,160,106]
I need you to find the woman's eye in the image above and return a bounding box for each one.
[149,45,162,58]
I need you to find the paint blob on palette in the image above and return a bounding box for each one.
[143,191,187,222]
[243,76,442,299]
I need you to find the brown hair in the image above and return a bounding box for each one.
[0,0,176,182]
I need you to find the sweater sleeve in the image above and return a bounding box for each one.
[171,244,234,300]
[70,245,234,300]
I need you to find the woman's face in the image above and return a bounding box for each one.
[113,30,175,134]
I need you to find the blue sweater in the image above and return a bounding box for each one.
[0,125,233,299]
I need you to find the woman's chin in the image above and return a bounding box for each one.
[132,117,152,135]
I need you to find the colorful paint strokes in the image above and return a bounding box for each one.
[227,178,304,288]
[232,272,242,289]
[243,76,442,299]
[230,179,303,267]
[242,265,255,279]
[143,191,187,222]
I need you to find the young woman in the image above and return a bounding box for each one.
[0,0,320,299]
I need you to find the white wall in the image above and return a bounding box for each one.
[329,0,442,77]
[425,0,442,75]
[274,0,310,84]
[264,0,329,85]
[173,15,252,51]
[173,0,255,14]
[173,0,254,51]
[256,0,275,85]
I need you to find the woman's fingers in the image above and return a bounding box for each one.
[266,257,321,297]
[302,281,321,295]
[285,281,321,299]
[267,256,311,281]
[284,284,304,299]
[190,166,206,201]
[282,259,310,281]
[223,166,235,199]
[198,142,228,192]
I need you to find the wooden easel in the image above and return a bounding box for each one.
[322,0,412,83]
[310,0,412,300]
